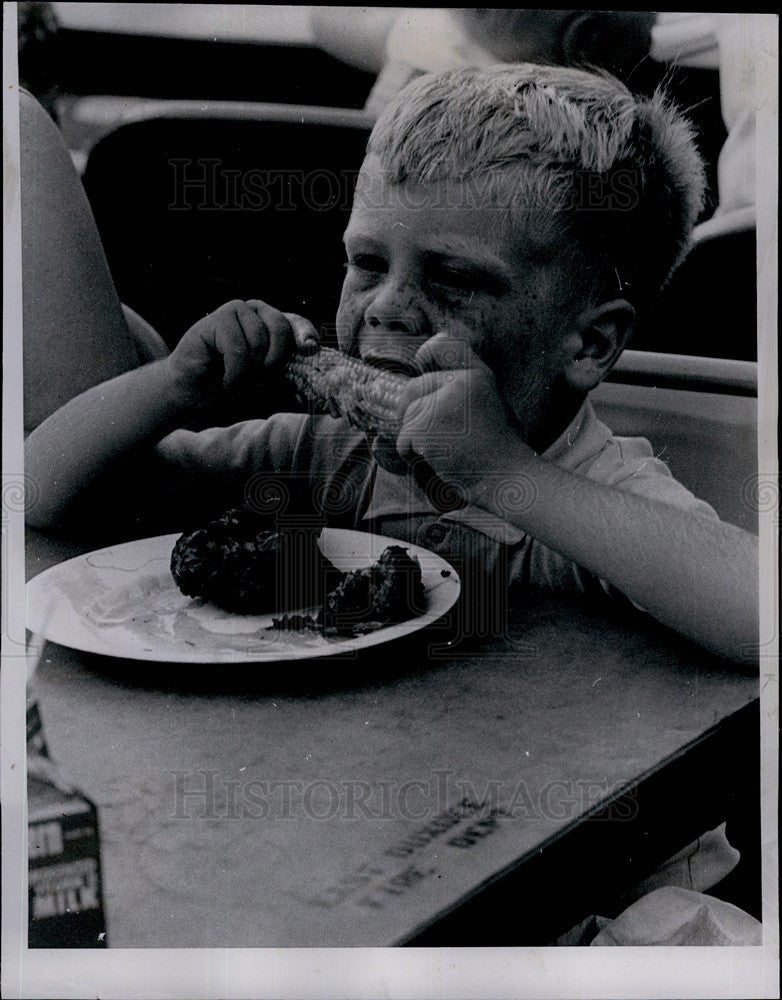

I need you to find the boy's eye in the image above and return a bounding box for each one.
[428,265,491,293]
[346,253,388,275]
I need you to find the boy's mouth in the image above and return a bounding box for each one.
[360,354,421,379]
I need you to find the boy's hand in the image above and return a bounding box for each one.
[167,300,319,406]
[382,332,536,504]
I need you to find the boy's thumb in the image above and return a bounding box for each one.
[415,330,486,373]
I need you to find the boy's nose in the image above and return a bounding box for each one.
[363,279,428,338]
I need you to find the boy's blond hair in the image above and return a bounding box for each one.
[366,65,706,312]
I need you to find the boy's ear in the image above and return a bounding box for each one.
[562,299,635,393]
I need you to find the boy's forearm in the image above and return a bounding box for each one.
[24,360,197,527]
[476,453,759,666]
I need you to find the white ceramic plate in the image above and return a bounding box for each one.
[26,529,461,663]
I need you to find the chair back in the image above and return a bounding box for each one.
[592,353,758,531]
[83,104,373,346]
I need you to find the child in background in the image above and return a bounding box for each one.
[24,64,758,664]
[309,8,655,115]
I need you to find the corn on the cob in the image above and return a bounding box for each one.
[286,347,468,513]
[286,347,408,438]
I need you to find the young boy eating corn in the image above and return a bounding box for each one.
[24,65,758,664]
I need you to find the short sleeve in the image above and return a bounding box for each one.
[151,412,374,528]
[601,438,720,521]
[505,436,719,597]
[141,413,311,527]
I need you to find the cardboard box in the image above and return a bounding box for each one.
[27,695,108,948]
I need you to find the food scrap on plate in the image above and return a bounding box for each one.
[171,507,426,636]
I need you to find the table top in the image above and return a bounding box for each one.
[26,528,758,947]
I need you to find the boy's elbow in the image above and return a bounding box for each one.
[730,530,761,669]
[710,623,759,671]
[704,532,759,669]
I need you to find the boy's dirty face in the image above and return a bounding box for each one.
[336,155,575,430]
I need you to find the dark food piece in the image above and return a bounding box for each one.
[171,508,426,632]
[320,545,425,635]
[170,507,333,614]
